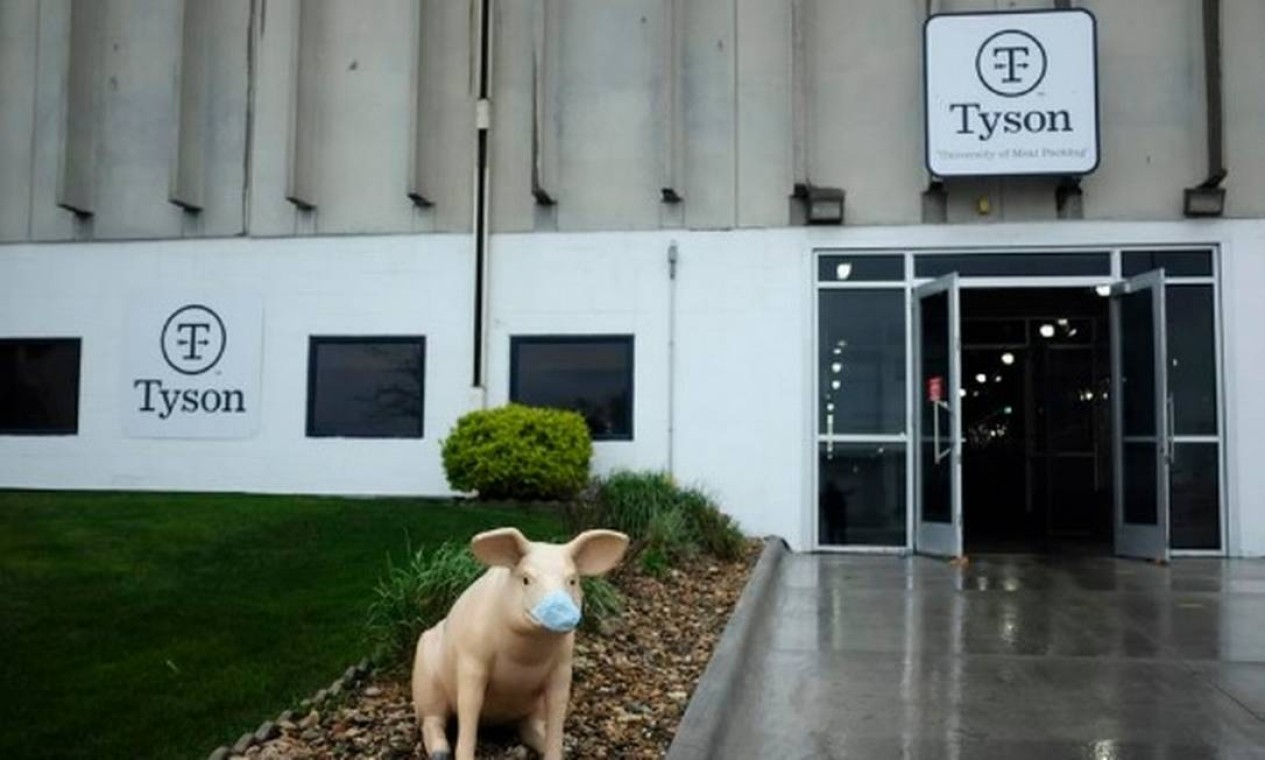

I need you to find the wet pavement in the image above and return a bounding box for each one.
[714,554,1265,759]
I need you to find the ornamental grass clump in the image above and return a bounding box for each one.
[441,404,592,501]
[589,471,747,570]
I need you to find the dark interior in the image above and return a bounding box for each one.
[960,288,1113,554]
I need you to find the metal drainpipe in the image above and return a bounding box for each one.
[667,241,679,475]
[472,0,493,396]
[1202,0,1225,183]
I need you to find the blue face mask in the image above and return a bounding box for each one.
[531,589,582,632]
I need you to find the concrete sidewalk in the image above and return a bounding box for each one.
[705,553,1265,759]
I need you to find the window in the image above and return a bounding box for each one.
[510,336,634,440]
[0,339,82,435]
[307,337,425,438]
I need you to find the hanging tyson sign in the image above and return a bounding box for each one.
[924,9,1099,178]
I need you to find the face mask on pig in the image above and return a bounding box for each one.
[471,528,628,634]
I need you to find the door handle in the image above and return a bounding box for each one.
[933,399,952,464]
[1165,393,1176,465]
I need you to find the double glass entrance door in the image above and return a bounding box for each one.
[913,271,1171,561]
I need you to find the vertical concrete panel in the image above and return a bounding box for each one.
[554,1,662,231]
[1079,0,1205,219]
[682,0,736,229]
[0,2,38,240]
[1222,0,1265,218]
[308,0,417,234]
[416,0,475,233]
[248,0,300,235]
[197,0,250,236]
[736,0,793,227]
[810,0,923,226]
[490,0,536,233]
[29,0,77,240]
[92,0,185,239]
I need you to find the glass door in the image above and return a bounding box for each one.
[1111,270,1170,561]
[913,274,963,558]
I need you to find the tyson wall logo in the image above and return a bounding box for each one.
[124,295,262,438]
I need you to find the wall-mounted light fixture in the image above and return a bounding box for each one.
[793,182,845,225]
[1183,172,1227,217]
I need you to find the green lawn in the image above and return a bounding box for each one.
[0,491,562,760]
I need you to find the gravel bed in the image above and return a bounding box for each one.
[228,541,760,759]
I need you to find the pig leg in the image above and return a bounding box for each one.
[540,668,572,760]
[516,696,547,754]
[412,629,453,759]
[453,659,489,760]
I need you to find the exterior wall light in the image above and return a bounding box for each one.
[1183,184,1226,217]
[793,183,845,225]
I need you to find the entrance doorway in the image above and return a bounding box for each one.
[815,247,1223,559]
[959,288,1111,554]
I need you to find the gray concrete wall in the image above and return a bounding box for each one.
[1,0,1263,241]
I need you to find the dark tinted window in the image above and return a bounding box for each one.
[511,336,633,440]
[817,255,905,282]
[819,290,906,434]
[819,443,906,546]
[0,339,81,435]
[916,253,1110,278]
[307,337,425,438]
[1122,250,1214,278]
[1170,442,1221,550]
[1167,285,1218,435]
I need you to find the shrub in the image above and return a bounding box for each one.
[640,507,696,577]
[442,404,592,501]
[366,539,624,666]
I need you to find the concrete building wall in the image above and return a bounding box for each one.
[3,1,1261,240]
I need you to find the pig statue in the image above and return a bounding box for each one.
[411,527,630,760]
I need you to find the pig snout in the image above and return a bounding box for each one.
[529,589,582,632]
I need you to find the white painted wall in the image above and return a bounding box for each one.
[2,220,1264,555]
[0,235,475,495]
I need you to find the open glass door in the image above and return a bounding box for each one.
[913,274,963,558]
[1111,270,1170,561]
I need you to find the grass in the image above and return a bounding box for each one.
[0,491,562,760]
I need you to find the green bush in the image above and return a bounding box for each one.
[640,507,696,577]
[442,404,592,501]
[366,539,623,666]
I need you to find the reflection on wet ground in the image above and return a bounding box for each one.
[716,554,1265,759]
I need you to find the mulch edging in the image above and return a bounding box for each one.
[210,540,763,759]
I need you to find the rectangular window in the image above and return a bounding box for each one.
[307,337,425,438]
[916,252,1110,278]
[817,254,905,283]
[0,339,82,435]
[1122,249,1214,278]
[818,290,906,434]
[819,443,907,546]
[510,336,634,440]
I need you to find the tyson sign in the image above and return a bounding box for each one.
[124,294,262,438]
[925,9,1098,177]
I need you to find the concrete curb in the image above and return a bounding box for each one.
[665,536,789,760]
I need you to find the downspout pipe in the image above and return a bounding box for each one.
[472,0,493,391]
[667,241,678,475]
[1185,0,1228,216]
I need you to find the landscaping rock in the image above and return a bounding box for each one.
[254,721,279,743]
[248,541,760,758]
[208,747,231,760]
[231,732,255,754]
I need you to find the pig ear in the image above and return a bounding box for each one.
[471,528,531,568]
[567,530,630,576]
